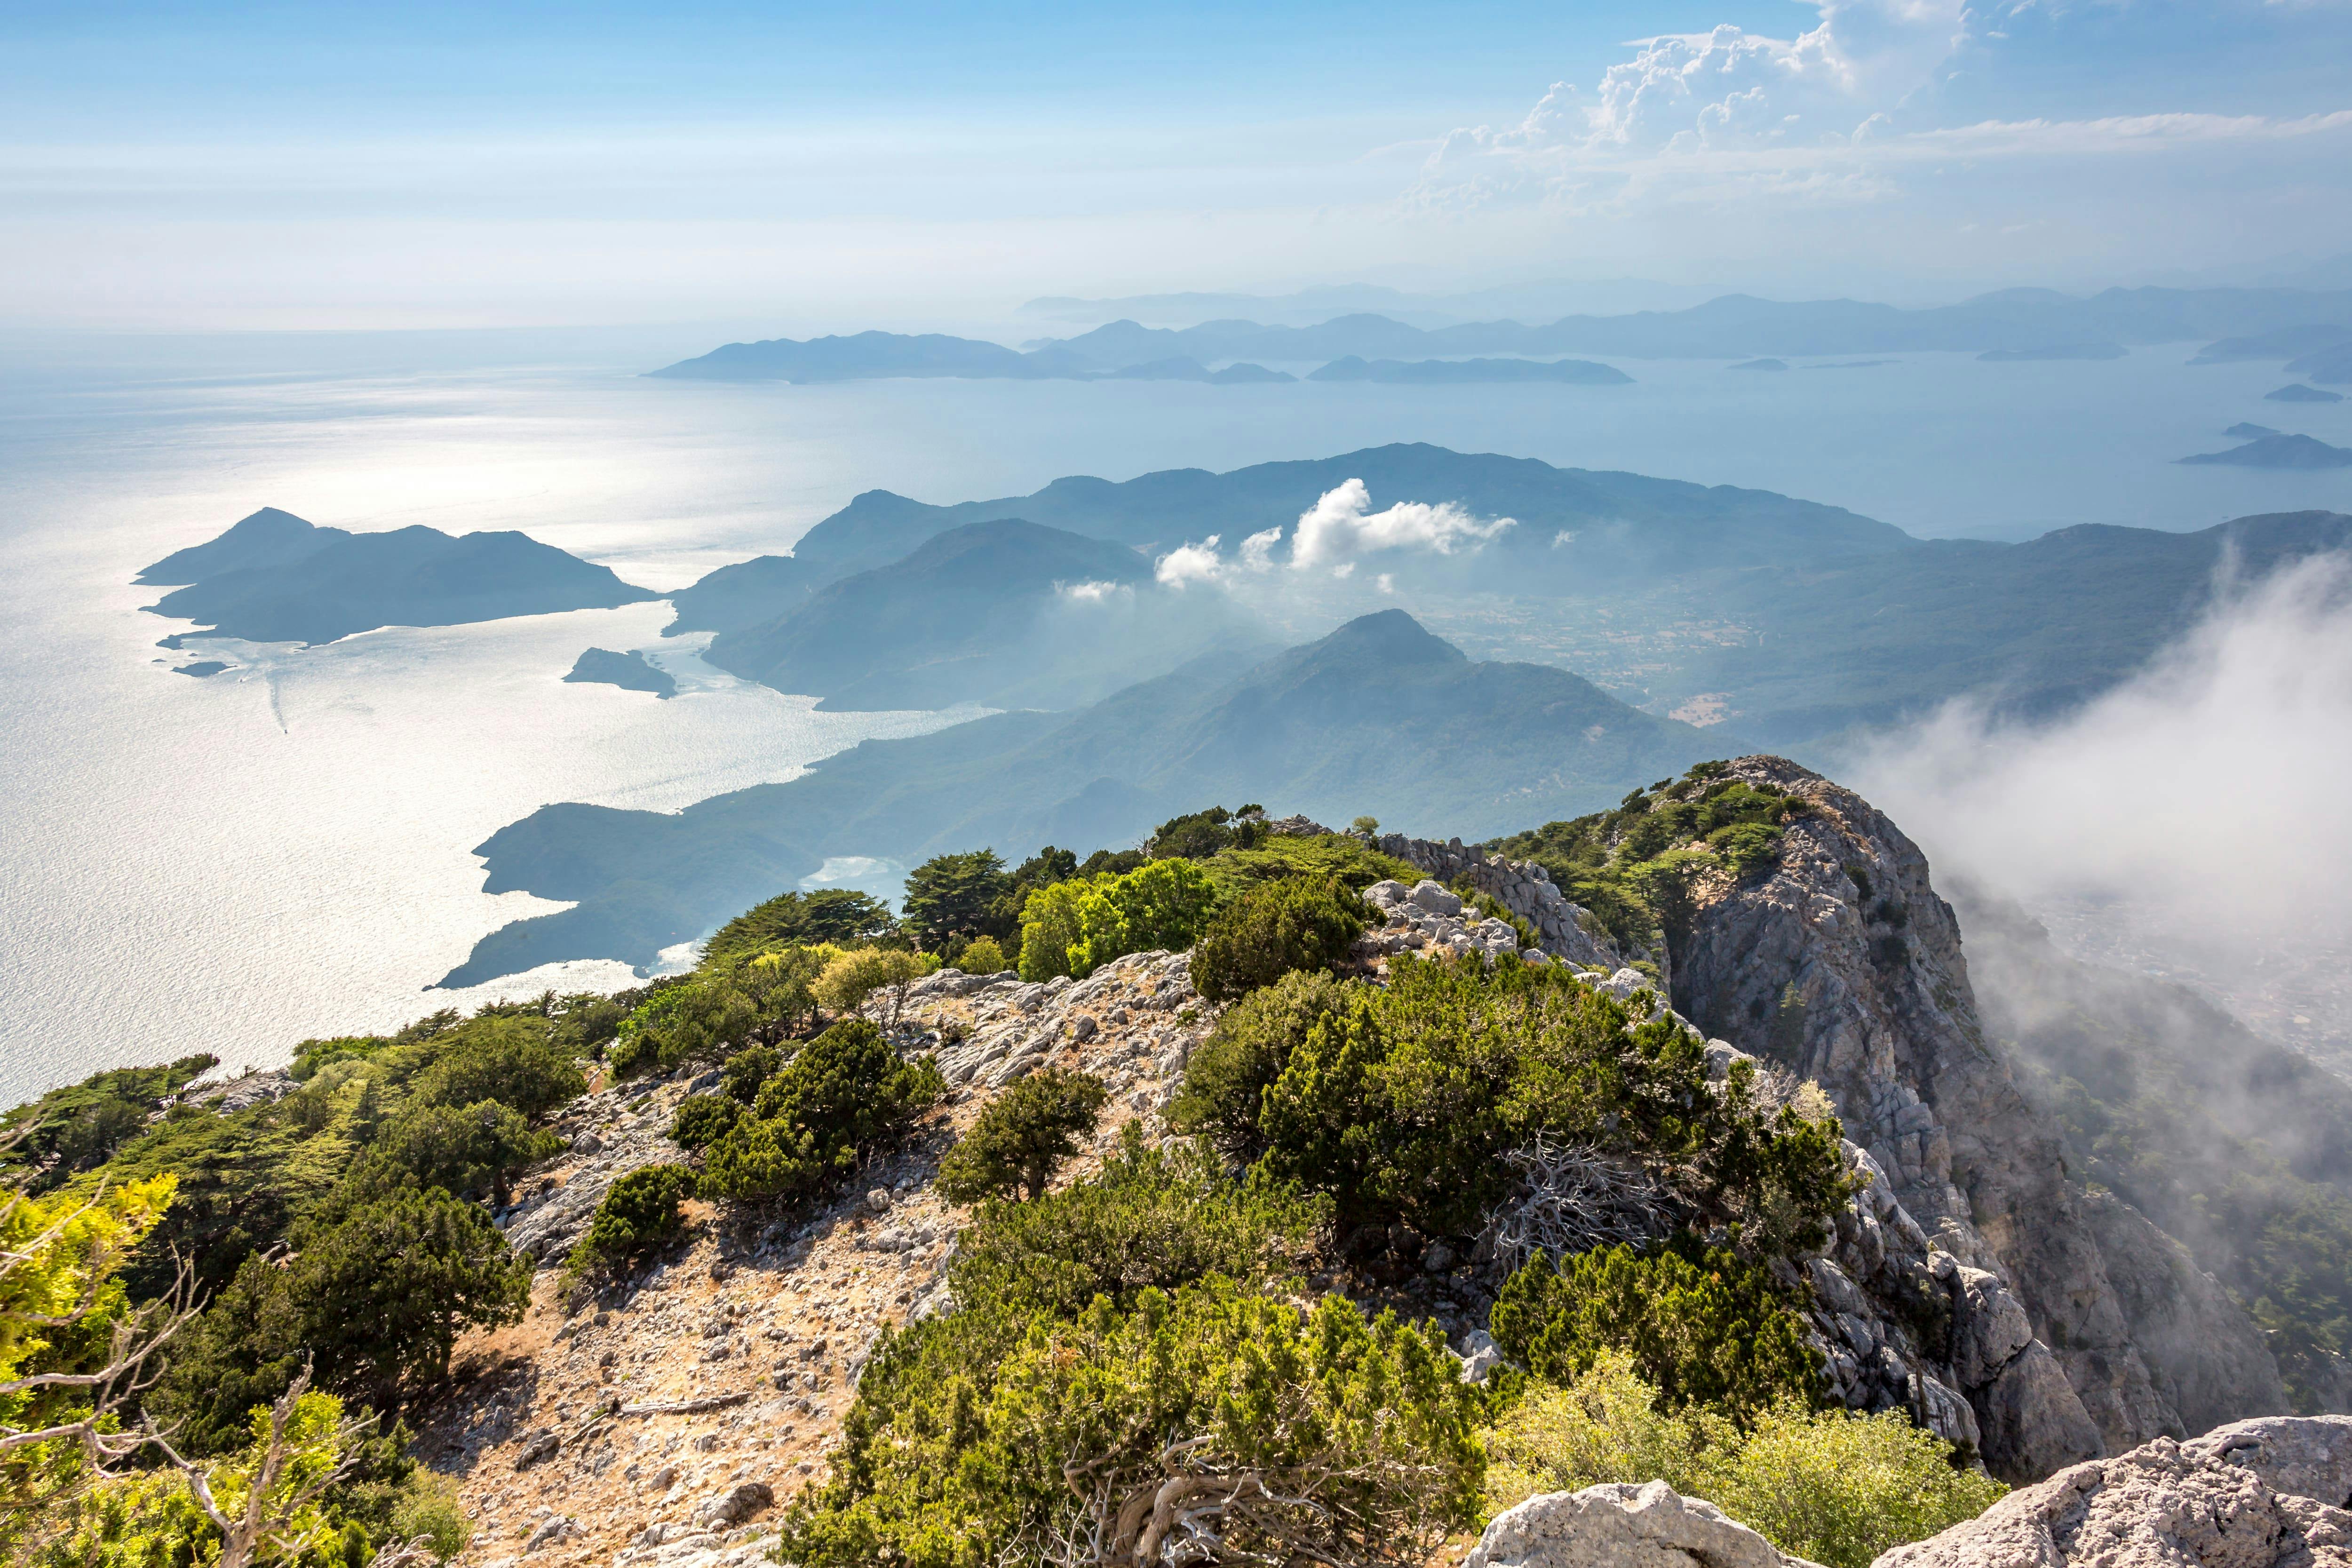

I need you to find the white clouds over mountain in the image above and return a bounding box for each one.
[1154,481,1514,589]
[1410,0,2352,227]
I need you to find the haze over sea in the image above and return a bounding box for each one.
[3,323,2346,1102]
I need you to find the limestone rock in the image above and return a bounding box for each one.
[691,1478,774,1528]
[1673,756,2287,1479]
[1876,1415,2352,1568]
[1468,1480,1820,1568]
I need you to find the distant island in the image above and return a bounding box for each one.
[1305,356,1631,385]
[563,647,675,698]
[2176,433,2352,469]
[648,284,2352,384]
[139,508,658,646]
[2225,422,2283,439]
[2267,384,2344,403]
[1977,342,2127,362]
[2190,323,2352,364]
[2289,344,2352,385]
[1728,358,1788,372]
[1803,360,1895,370]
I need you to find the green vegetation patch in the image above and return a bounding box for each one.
[777,1281,1481,1568]
[1484,1351,2003,1568]
[1489,762,1809,951]
[1172,956,1850,1242]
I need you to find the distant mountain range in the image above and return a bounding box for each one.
[654,446,2352,750]
[438,609,1721,985]
[650,285,2352,384]
[702,518,1256,711]
[139,509,657,646]
[656,444,1904,631]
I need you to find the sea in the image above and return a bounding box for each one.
[2,325,2346,1103]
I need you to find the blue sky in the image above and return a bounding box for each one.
[5,0,2349,329]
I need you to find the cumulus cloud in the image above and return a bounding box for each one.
[1153,481,1514,587]
[1153,537,1228,589]
[1848,550,2352,942]
[1407,0,2352,217]
[1288,478,1516,573]
[1058,579,1134,603]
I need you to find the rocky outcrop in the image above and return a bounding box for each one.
[1376,835,1627,973]
[1469,1480,1822,1568]
[1672,757,2287,1480]
[1876,1415,2352,1567]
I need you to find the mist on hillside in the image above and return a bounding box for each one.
[1851,549,2352,1067]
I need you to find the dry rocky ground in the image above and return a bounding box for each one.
[414,949,1231,1568]
[415,883,1572,1568]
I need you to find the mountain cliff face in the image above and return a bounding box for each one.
[1668,757,2288,1477]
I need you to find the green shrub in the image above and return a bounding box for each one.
[948,1131,1328,1317]
[1017,858,1219,982]
[1169,969,1349,1162]
[583,1163,693,1263]
[956,934,1008,975]
[607,975,756,1076]
[935,1067,1110,1204]
[1487,765,1810,952]
[700,1020,943,1204]
[1483,1352,2003,1568]
[704,888,898,963]
[405,1017,585,1121]
[776,1281,1482,1568]
[669,1093,743,1152]
[1488,1241,1821,1424]
[388,1467,474,1561]
[719,1043,782,1104]
[1482,1348,1716,1514]
[341,1098,561,1210]
[1713,1399,2005,1568]
[812,947,936,1023]
[1190,874,1372,1003]
[284,1188,533,1405]
[1177,954,1849,1241]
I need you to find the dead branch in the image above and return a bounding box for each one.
[1481,1134,1676,1274]
[146,1360,379,1568]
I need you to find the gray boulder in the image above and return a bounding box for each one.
[1876,1414,2352,1567]
[1469,1480,1820,1568]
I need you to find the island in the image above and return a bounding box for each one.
[2267,384,2344,403]
[139,509,659,646]
[1727,358,1788,372]
[2176,433,2352,469]
[2225,423,2283,439]
[562,647,676,698]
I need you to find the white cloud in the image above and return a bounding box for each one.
[1057,579,1133,603]
[1849,549,2352,940]
[1154,536,1227,589]
[1408,0,2352,220]
[1151,482,1514,587]
[1288,478,1516,573]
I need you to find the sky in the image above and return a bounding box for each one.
[4,0,2351,330]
